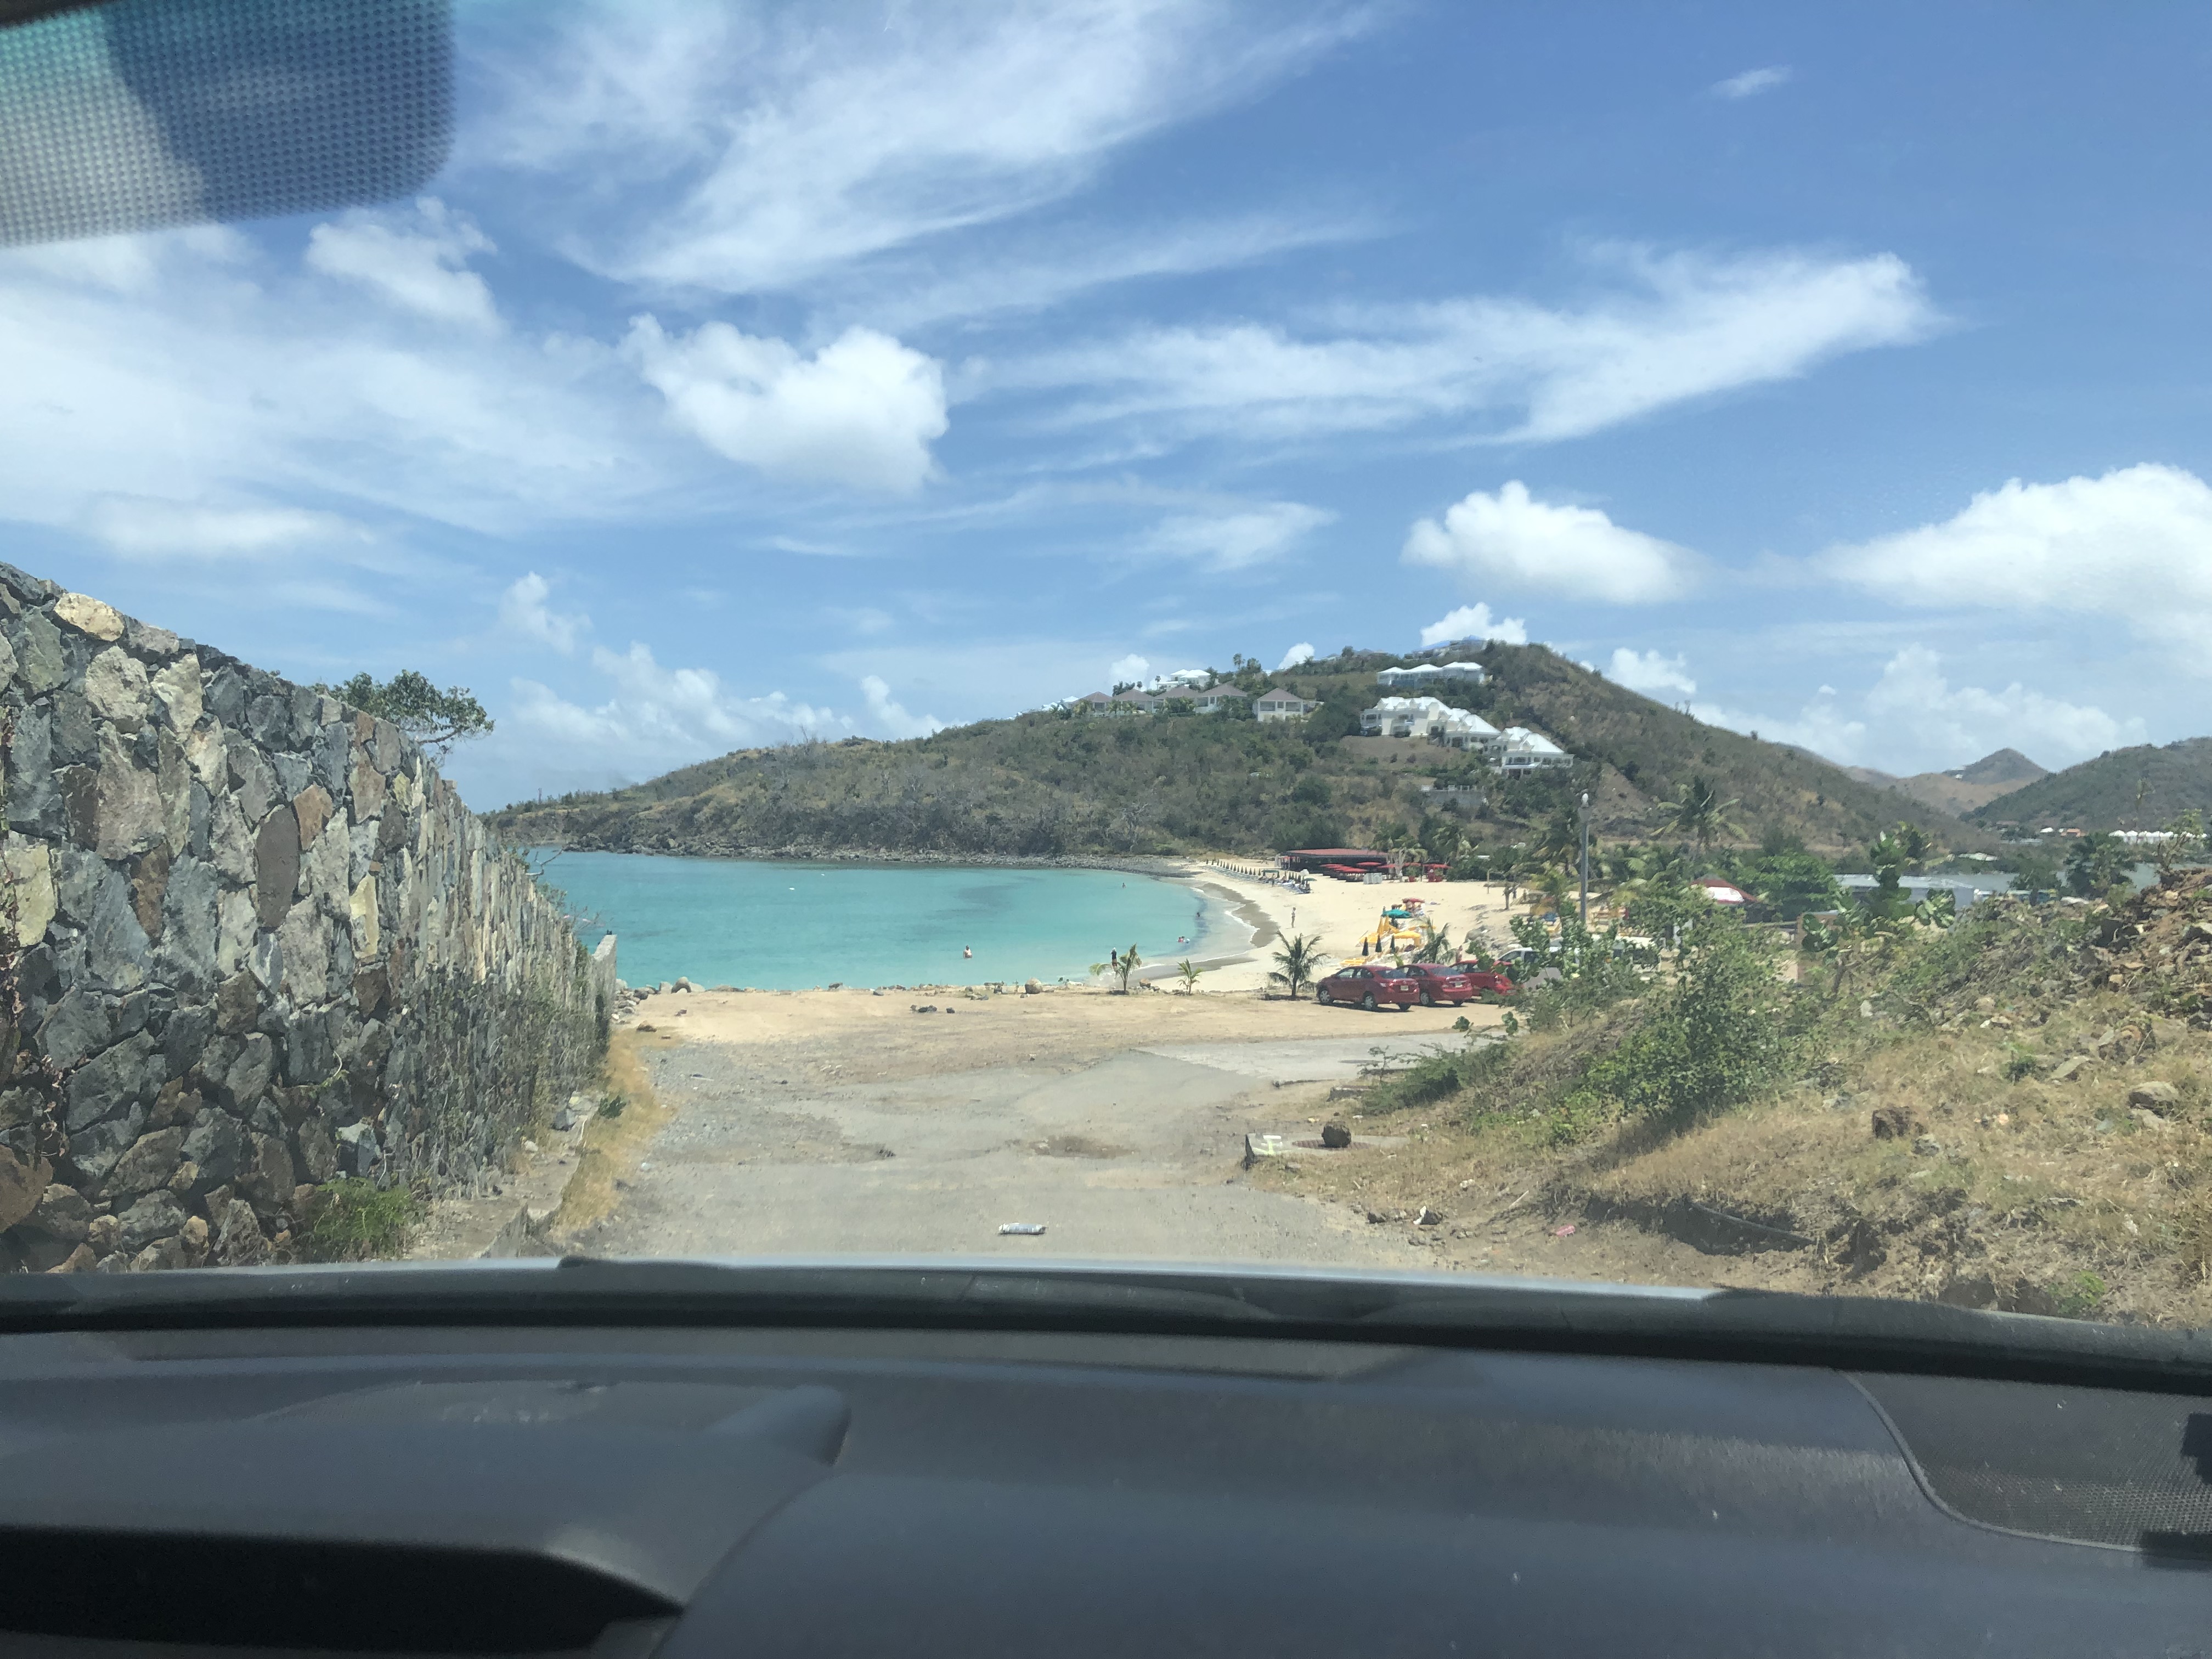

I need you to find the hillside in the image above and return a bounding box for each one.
[1843,748,2049,818]
[490,642,1989,861]
[1968,738,2212,832]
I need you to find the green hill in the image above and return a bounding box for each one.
[1967,738,2212,832]
[489,643,1988,861]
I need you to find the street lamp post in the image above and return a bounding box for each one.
[1578,791,1590,927]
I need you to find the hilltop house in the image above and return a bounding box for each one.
[1361,695,1452,738]
[1493,726,1573,772]
[1376,661,1486,690]
[1254,686,1321,722]
[1188,684,1249,714]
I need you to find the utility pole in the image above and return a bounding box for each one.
[1578,791,1590,927]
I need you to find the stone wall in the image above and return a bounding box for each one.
[0,564,611,1273]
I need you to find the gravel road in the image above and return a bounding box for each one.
[574,1021,1441,1266]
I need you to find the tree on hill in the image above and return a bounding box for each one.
[1652,775,1741,858]
[315,670,492,757]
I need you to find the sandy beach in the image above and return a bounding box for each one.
[1166,868,1523,993]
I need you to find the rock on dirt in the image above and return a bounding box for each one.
[2129,1081,2180,1113]
[1870,1104,1920,1140]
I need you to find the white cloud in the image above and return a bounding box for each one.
[81,495,370,559]
[1861,646,2145,769]
[1109,652,1150,684]
[498,571,589,654]
[1712,65,1792,100]
[1688,647,2143,774]
[0,227,676,543]
[1420,603,1527,647]
[1608,647,1696,696]
[1403,481,1699,603]
[997,245,1937,445]
[1142,501,1333,571]
[472,0,1359,294]
[624,316,947,492]
[1275,641,1315,672]
[304,199,500,330]
[510,642,846,775]
[860,674,944,738]
[1820,464,2212,665]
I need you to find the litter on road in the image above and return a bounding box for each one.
[998,1222,1047,1235]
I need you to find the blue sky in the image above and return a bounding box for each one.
[3,0,2207,809]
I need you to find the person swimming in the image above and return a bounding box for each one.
[962,945,973,959]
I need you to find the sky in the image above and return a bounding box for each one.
[2,0,2207,809]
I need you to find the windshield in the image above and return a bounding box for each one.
[0,0,2207,1323]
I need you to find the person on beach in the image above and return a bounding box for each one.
[963,946,973,959]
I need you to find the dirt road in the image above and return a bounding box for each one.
[562,987,1497,1265]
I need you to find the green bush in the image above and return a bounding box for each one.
[297,1178,424,1262]
[1583,913,1793,1127]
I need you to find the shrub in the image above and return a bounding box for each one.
[1583,913,1792,1127]
[297,1178,424,1262]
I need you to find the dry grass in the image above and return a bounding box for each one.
[545,1033,674,1240]
[1250,983,2212,1324]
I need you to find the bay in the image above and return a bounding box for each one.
[535,851,1218,990]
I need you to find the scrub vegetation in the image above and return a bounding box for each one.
[1269,867,2212,1323]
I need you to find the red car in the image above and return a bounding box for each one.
[1453,963,1516,998]
[1316,963,1423,1010]
[1396,963,1479,1005]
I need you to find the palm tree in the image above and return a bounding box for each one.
[1175,959,1204,994]
[1268,933,1328,998]
[1090,945,1144,993]
[1415,919,1457,963]
[1652,775,1742,858]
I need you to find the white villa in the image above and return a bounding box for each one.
[1494,726,1573,772]
[1376,661,1486,691]
[1254,686,1321,722]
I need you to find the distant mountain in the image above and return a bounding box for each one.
[493,643,1994,861]
[1821,748,2048,819]
[1967,738,2212,831]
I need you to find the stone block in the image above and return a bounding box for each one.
[115,1189,185,1254]
[314,723,350,797]
[216,890,256,978]
[67,1112,142,1183]
[291,1112,338,1184]
[128,844,171,940]
[53,689,98,766]
[188,780,211,858]
[349,752,388,823]
[150,655,202,730]
[277,901,330,1004]
[227,742,274,825]
[154,854,219,997]
[161,1002,213,1078]
[270,752,311,797]
[105,1127,186,1198]
[64,1032,160,1131]
[252,804,301,929]
[213,1197,269,1265]
[349,874,380,957]
[32,1181,92,1243]
[12,608,65,692]
[303,809,350,918]
[3,837,57,949]
[94,726,165,862]
[208,788,254,884]
[204,664,245,726]
[183,1111,244,1189]
[247,927,283,990]
[54,591,124,641]
[294,782,335,850]
[84,646,150,730]
[158,726,190,854]
[223,1032,276,1109]
[0,1144,49,1228]
[215,970,261,1036]
[7,709,60,835]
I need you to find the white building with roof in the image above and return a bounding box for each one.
[1376,661,1486,691]
[1254,686,1319,722]
[1492,726,1572,772]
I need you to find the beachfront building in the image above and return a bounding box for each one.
[1254,686,1321,722]
[1492,726,1573,772]
[1376,661,1486,690]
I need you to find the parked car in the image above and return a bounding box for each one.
[1316,963,1422,1010]
[1397,963,1477,1006]
[1452,964,1516,997]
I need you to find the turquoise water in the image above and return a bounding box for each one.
[537,852,1217,990]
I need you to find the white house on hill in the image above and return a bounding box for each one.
[1376,661,1485,690]
[1493,726,1572,771]
[1254,686,1319,721]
